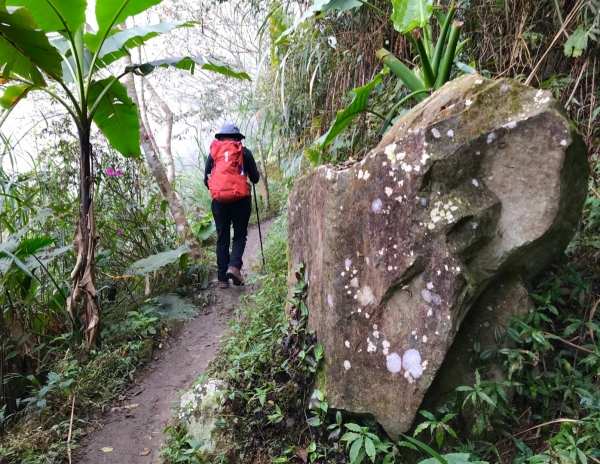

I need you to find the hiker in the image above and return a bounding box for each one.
[204,123,260,288]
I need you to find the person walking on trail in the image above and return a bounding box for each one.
[204,123,260,288]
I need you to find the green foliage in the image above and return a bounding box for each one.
[390,0,434,33]
[127,245,190,276]
[314,74,383,150]
[414,410,458,448]
[341,423,396,464]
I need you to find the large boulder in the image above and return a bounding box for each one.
[287,74,589,438]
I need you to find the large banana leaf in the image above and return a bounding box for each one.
[85,21,196,69]
[5,0,85,34]
[315,74,382,149]
[96,0,162,38]
[0,5,63,85]
[88,78,141,158]
[86,21,196,53]
[0,84,31,109]
[131,56,251,81]
[391,0,434,33]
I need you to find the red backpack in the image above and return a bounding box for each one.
[207,140,251,203]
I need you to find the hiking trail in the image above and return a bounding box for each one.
[75,219,275,463]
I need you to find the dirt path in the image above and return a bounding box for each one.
[75,219,275,464]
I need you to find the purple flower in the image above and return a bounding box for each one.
[148,133,153,139]
[116,170,122,177]
[97,212,102,217]
[117,229,122,236]
[106,167,115,176]
[134,179,139,185]
[99,130,103,136]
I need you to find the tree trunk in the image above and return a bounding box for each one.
[66,126,101,348]
[141,76,176,184]
[121,60,203,261]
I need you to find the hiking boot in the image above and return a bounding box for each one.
[226,266,244,286]
[218,280,229,289]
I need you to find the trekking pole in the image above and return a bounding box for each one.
[252,183,266,267]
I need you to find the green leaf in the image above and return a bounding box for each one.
[86,21,196,67]
[315,74,382,149]
[391,0,434,33]
[322,0,363,11]
[0,83,30,109]
[128,245,190,275]
[419,453,488,464]
[504,326,523,344]
[0,5,64,85]
[564,27,590,57]
[130,56,251,81]
[88,78,141,158]
[5,0,85,34]
[420,410,436,421]
[401,435,448,464]
[341,432,362,442]
[364,436,376,462]
[345,422,365,433]
[349,436,363,464]
[96,0,162,39]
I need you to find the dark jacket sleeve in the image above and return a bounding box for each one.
[204,153,214,189]
[243,147,260,184]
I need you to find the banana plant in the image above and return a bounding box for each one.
[0,0,249,348]
[379,1,465,95]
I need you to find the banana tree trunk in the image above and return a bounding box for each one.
[66,126,101,348]
[121,61,202,261]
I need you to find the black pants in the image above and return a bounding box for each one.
[212,196,252,282]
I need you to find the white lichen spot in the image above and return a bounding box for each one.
[560,139,567,146]
[427,282,434,290]
[475,79,483,84]
[465,99,473,106]
[352,269,358,275]
[367,338,377,353]
[432,294,442,306]
[386,353,402,373]
[456,266,461,272]
[365,257,370,265]
[365,313,370,319]
[471,222,478,230]
[373,324,378,330]
[422,335,428,343]
[395,196,403,203]
[350,277,359,288]
[472,179,479,187]
[382,161,387,167]
[421,289,433,303]
[503,121,517,130]
[372,198,383,214]
[357,286,374,306]
[421,153,431,165]
[382,340,390,356]
[358,169,364,179]
[414,165,421,172]
[373,331,380,339]
[384,143,397,159]
[177,224,185,232]
[403,349,423,379]
[345,258,352,270]
[427,223,436,230]
[401,163,413,172]
[344,340,350,348]
[327,294,333,308]
[344,360,351,371]
[431,128,441,138]
[487,132,497,144]
[385,186,393,197]
[341,271,346,276]
[447,129,454,138]
[387,265,393,271]
[427,308,433,317]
